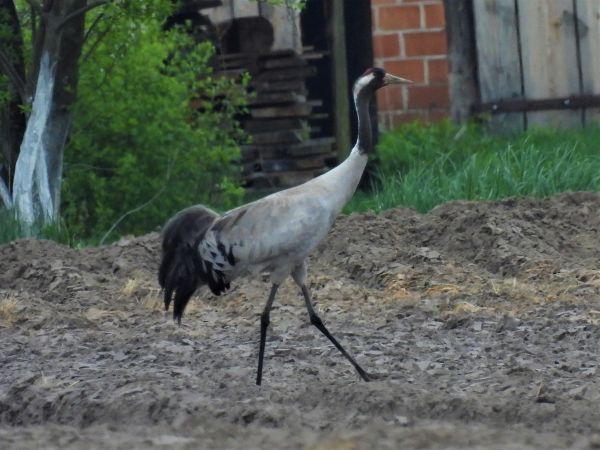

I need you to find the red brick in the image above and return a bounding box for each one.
[404,31,447,56]
[407,85,449,109]
[428,109,450,122]
[384,59,425,84]
[425,3,445,28]
[428,58,448,83]
[389,111,427,127]
[376,85,404,110]
[372,0,395,4]
[379,6,421,30]
[372,34,400,58]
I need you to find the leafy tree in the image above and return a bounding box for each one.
[0,0,247,240]
[62,1,246,241]
[0,0,98,229]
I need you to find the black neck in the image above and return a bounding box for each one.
[355,90,373,155]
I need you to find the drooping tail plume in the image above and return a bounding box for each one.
[159,205,219,323]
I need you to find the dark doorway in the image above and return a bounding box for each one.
[300,0,376,184]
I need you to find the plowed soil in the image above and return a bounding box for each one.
[1,192,599,449]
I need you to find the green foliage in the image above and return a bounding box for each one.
[347,121,600,214]
[61,1,247,242]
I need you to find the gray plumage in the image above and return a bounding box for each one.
[159,68,412,385]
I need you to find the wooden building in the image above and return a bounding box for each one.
[184,0,375,194]
[445,0,600,132]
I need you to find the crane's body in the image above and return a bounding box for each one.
[159,68,411,385]
[200,147,367,283]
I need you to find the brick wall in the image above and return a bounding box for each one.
[371,0,450,128]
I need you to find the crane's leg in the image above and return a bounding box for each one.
[257,283,279,386]
[299,284,370,382]
[292,263,370,380]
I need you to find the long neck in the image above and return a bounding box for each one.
[355,90,374,154]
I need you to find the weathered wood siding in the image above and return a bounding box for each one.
[473,0,524,131]
[472,0,600,131]
[203,0,302,51]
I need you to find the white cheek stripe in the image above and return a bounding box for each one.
[353,73,375,96]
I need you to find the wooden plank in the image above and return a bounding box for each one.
[308,112,331,120]
[244,169,328,188]
[518,0,582,128]
[263,56,307,69]
[251,129,307,145]
[244,118,306,132]
[241,137,335,157]
[213,68,247,79]
[303,50,329,60]
[241,146,335,162]
[473,95,600,113]
[575,0,600,124]
[242,155,332,175]
[250,103,313,119]
[253,66,317,82]
[444,0,480,123]
[216,49,296,61]
[250,79,307,93]
[331,0,351,159]
[248,92,307,106]
[473,0,524,132]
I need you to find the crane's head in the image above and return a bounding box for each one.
[353,67,412,97]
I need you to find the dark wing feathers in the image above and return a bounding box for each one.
[159,204,246,324]
[158,205,219,324]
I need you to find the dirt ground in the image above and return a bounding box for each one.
[1,192,600,449]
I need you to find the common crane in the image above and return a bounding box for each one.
[159,68,412,385]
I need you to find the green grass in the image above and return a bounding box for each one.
[0,210,76,246]
[4,121,600,245]
[346,121,600,214]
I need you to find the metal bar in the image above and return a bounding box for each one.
[472,95,600,114]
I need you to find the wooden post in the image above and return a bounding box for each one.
[518,0,582,128]
[473,0,525,133]
[443,0,480,123]
[331,0,351,160]
[576,0,600,124]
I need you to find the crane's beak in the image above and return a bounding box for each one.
[383,73,413,85]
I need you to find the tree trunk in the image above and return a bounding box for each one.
[13,52,56,225]
[11,0,87,228]
[443,0,480,123]
[0,0,26,194]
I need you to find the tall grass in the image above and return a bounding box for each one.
[3,121,600,245]
[347,121,600,213]
[0,210,75,246]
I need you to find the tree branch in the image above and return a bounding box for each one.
[31,3,38,53]
[24,0,42,16]
[56,0,109,31]
[0,48,26,104]
[83,10,104,43]
[99,151,177,245]
[82,17,112,62]
[99,186,165,245]
[0,175,12,209]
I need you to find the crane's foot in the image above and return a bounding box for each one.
[357,367,371,382]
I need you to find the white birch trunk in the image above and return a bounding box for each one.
[0,177,11,208]
[12,52,56,228]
